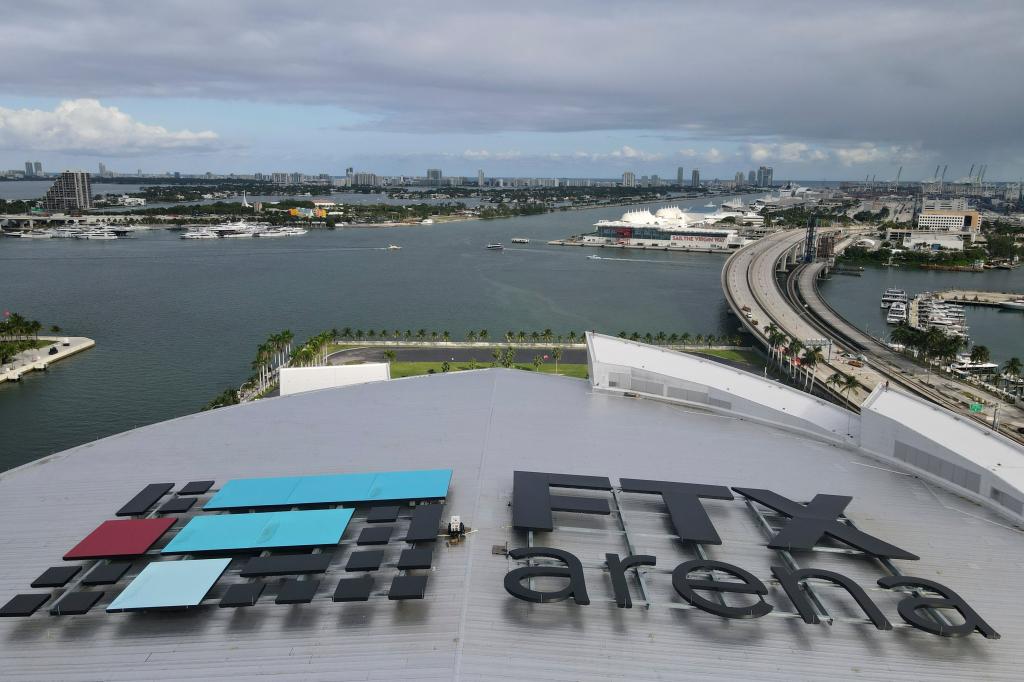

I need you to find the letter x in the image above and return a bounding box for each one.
[733,488,919,560]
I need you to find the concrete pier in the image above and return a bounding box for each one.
[0,336,94,383]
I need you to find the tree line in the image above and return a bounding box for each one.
[0,312,62,365]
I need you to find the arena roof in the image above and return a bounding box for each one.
[1,366,1022,680]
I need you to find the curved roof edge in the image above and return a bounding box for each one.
[586,331,1024,527]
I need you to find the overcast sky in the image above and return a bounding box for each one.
[1,1,1021,180]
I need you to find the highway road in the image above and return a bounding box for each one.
[723,227,1024,443]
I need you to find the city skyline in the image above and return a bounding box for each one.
[1,2,1022,180]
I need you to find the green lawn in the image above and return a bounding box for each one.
[388,361,588,380]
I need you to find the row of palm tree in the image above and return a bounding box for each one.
[826,371,863,408]
[333,327,460,343]
[290,330,334,367]
[326,327,743,347]
[889,323,966,373]
[1002,357,1024,397]
[0,312,43,342]
[763,323,830,396]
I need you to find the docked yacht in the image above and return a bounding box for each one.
[181,229,218,240]
[20,229,54,239]
[1001,298,1024,311]
[76,227,118,240]
[880,288,907,308]
[886,302,907,325]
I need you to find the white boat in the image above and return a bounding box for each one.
[704,202,716,208]
[510,238,529,244]
[76,227,118,240]
[1001,299,1024,311]
[53,228,82,239]
[587,254,602,260]
[880,288,907,309]
[181,230,218,240]
[387,244,402,250]
[486,243,504,250]
[21,230,54,239]
[886,302,907,325]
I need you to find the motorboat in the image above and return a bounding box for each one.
[886,302,907,325]
[1001,298,1024,311]
[510,238,529,244]
[880,288,907,309]
[76,227,118,240]
[387,244,402,250]
[587,254,602,260]
[486,243,504,250]
[181,230,218,240]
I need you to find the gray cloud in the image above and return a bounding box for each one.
[2,1,1022,174]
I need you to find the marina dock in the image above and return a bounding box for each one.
[935,289,1024,309]
[0,336,95,384]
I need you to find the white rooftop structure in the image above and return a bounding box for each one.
[1,337,1022,679]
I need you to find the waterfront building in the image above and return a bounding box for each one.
[33,161,42,176]
[40,171,92,212]
[24,161,33,176]
[748,169,756,185]
[915,211,981,233]
[676,166,685,186]
[0,333,1019,678]
[289,172,302,184]
[271,172,289,184]
[587,206,747,251]
[351,172,380,187]
[622,171,636,188]
[426,168,443,186]
[735,172,745,185]
[691,169,700,187]
[756,166,774,187]
[477,169,485,187]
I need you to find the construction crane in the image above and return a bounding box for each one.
[980,165,987,183]
[940,165,948,188]
[934,165,941,181]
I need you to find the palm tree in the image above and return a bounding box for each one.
[367,329,376,340]
[630,332,641,341]
[466,330,477,342]
[668,333,679,344]
[532,355,544,371]
[479,329,489,342]
[441,361,450,373]
[681,332,692,345]
[801,345,825,393]
[430,331,438,341]
[505,330,515,343]
[785,339,804,378]
[416,328,427,341]
[491,348,502,366]
[1004,357,1022,397]
[643,333,653,344]
[341,327,352,339]
[503,346,516,368]
[969,345,990,365]
[617,331,628,339]
[517,330,527,343]
[551,346,562,374]
[355,329,364,341]
[383,349,396,363]
[404,329,412,340]
[50,325,61,334]
[655,331,667,344]
[841,373,861,407]
[567,331,577,344]
[693,334,705,346]
[531,331,540,343]
[542,329,553,343]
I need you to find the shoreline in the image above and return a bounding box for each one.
[0,335,94,384]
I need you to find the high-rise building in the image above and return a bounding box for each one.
[98,162,107,176]
[748,170,756,185]
[757,166,774,187]
[24,161,33,176]
[735,172,745,184]
[40,171,92,212]
[677,166,685,186]
[271,172,290,184]
[477,169,485,187]
[691,169,700,187]
[622,171,636,188]
[426,169,443,186]
[33,161,42,176]
[351,172,380,187]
